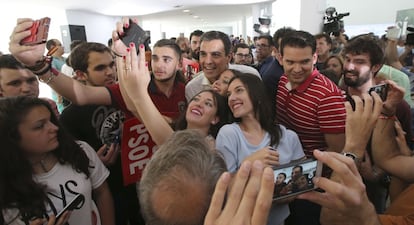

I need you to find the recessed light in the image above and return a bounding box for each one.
[193,15,199,19]
[183,9,190,13]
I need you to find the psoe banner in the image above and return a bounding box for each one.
[120,118,158,186]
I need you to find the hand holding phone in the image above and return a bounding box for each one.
[369,83,388,101]
[55,194,84,221]
[272,159,322,201]
[120,19,150,54]
[21,17,51,46]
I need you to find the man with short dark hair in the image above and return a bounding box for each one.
[233,43,252,65]
[0,54,59,116]
[185,31,259,101]
[314,33,332,70]
[189,29,204,62]
[276,30,346,225]
[342,34,412,213]
[255,35,284,117]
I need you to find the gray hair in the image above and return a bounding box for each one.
[138,129,227,225]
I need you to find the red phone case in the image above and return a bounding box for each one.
[21,17,51,45]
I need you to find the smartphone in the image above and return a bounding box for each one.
[21,17,51,46]
[369,83,388,101]
[385,27,401,40]
[272,159,322,201]
[55,194,84,221]
[120,19,150,54]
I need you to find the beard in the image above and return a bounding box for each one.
[343,69,371,88]
[155,73,175,83]
[191,50,200,61]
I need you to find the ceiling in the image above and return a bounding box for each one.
[33,0,273,16]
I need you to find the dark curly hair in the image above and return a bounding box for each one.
[0,97,91,223]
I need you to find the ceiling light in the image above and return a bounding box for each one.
[193,15,199,19]
[183,9,190,13]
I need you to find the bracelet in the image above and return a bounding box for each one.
[38,68,59,84]
[33,62,52,76]
[39,73,55,84]
[25,56,48,71]
[24,47,55,75]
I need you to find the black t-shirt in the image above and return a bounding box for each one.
[60,104,124,192]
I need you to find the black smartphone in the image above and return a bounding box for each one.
[120,19,150,54]
[369,83,388,101]
[55,194,84,221]
[272,159,322,201]
[21,17,51,46]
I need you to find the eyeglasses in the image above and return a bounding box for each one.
[255,44,270,49]
[235,53,252,59]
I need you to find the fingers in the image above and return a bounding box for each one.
[115,21,125,36]
[251,166,274,225]
[370,92,383,118]
[236,161,264,218]
[222,161,251,216]
[138,44,146,68]
[310,151,366,208]
[204,172,231,225]
[130,43,138,72]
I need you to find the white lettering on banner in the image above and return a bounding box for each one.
[127,123,150,175]
[128,124,149,148]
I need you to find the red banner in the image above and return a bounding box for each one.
[120,118,158,186]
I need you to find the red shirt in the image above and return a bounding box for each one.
[106,79,186,120]
[276,70,346,156]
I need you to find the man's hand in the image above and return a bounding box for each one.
[343,93,382,156]
[298,150,380,225]
[382,80,404,116]
[9,18,46,66]
[204,160,274,225]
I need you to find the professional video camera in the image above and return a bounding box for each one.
[254,17,271,35]
[323,7,350,36]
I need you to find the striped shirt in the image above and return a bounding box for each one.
[276,70,346,157]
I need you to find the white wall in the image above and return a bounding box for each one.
[0,3,68,54]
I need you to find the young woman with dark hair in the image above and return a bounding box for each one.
[0,97,114,225]
[215,72,305,225]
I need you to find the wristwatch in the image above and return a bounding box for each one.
[342,152,361,164]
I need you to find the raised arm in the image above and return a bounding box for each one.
[8,18,111,105]
[117,43,174,145]
[371,80,414,182]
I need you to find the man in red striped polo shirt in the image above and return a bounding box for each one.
[275,30,346,225]
[276,30,346,157]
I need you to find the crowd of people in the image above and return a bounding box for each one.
[0,15,414,225]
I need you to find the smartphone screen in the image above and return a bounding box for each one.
[272,159,322,201]
[55,194,85,221]
[120,20,150,54]
[368,84,388,101]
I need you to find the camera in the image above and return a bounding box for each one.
[253,17,271,35]
[323,7,350,36]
